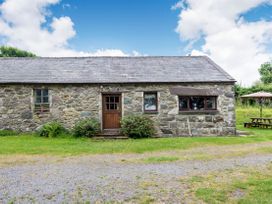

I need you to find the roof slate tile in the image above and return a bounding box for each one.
[0,56,235,84]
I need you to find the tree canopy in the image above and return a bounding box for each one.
[0,46,36,57]
[259,62,272,84]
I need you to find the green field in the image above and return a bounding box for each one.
[0,106,272,155]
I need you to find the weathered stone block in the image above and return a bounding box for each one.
[161,128,173,134]
[80,111,92,117]
[21,110,33,119]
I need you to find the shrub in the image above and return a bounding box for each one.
[73,118,100,137]
[121,115,155,139]
[0,129,18,136]
[37,121,67,138]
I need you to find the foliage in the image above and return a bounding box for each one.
[259,62,272,84]
[121,115,155,138]
[0,130,18,136]
[73,118,100,137]
[37,121,67,138]
[0,46,36,57]
[235,83,272,105]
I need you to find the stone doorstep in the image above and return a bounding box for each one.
[93,136,129,140]
[236,130,251,136]
[94,129,129,139]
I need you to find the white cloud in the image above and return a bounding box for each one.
[171,1,185,10]
[175,0,272,85]
[0,0,140,57]
[62,3,71,10]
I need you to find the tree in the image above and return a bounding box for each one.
[259,62,272,84]
[0,46,36,57]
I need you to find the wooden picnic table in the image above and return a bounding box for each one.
[251,117,272,124]
[244,117,272,128]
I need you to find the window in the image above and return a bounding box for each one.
[179,96,217,111]
[34,89,50,113]
[105,96,120,110]
[144,92,158,112]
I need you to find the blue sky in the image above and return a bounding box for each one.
[0,0,272,85]
[46,0,272,56]
[49,0,183,55]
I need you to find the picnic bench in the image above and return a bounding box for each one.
[244,117,272,128]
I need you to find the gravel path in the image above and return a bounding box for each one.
[1,152,272,203]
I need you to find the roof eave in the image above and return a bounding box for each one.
[0,80,236,85]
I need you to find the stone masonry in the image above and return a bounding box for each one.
[0,83,236,136]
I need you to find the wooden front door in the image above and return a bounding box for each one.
[102,94,122,129]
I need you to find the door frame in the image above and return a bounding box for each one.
[102,93,122,130]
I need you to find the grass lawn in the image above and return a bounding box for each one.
[181,164,272,204]
[0,106,272,156]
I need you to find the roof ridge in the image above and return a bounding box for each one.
[0,56,207,60]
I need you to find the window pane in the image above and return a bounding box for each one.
[144,93,157,111]
[35,96,41,103]
[189,97,204,110]
[43,96,49,103]
[43,89,49,97]
[106,97,110,102]
[110,104,115,110]
[110,97,115,103]
[206,97,216,109]
[115,97,119,103]
[179,97,188,110]
[36,89,41,97]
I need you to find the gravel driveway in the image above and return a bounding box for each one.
[1,150,272,203]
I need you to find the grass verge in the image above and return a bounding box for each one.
[0,132,272,156]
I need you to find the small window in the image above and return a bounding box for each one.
[179,96,217,111]
[105,96,120,110]
[34,89,50,113]
[144,92,158,112]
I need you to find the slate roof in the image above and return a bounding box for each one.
[0,56,235,84]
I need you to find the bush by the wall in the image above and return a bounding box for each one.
[73,118,100,137]
[37,121,67,138]
[121,115,155,139]
[0,129,19,136]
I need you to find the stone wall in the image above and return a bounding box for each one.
[0,83,236,136]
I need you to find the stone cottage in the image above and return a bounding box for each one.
[0,56,236,136]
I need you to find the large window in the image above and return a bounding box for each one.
[144,92,158,112]
[179,96,217,111]
[34,89,50,113]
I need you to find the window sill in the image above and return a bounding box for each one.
[179,110,219,114]
[34,112,50,116]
